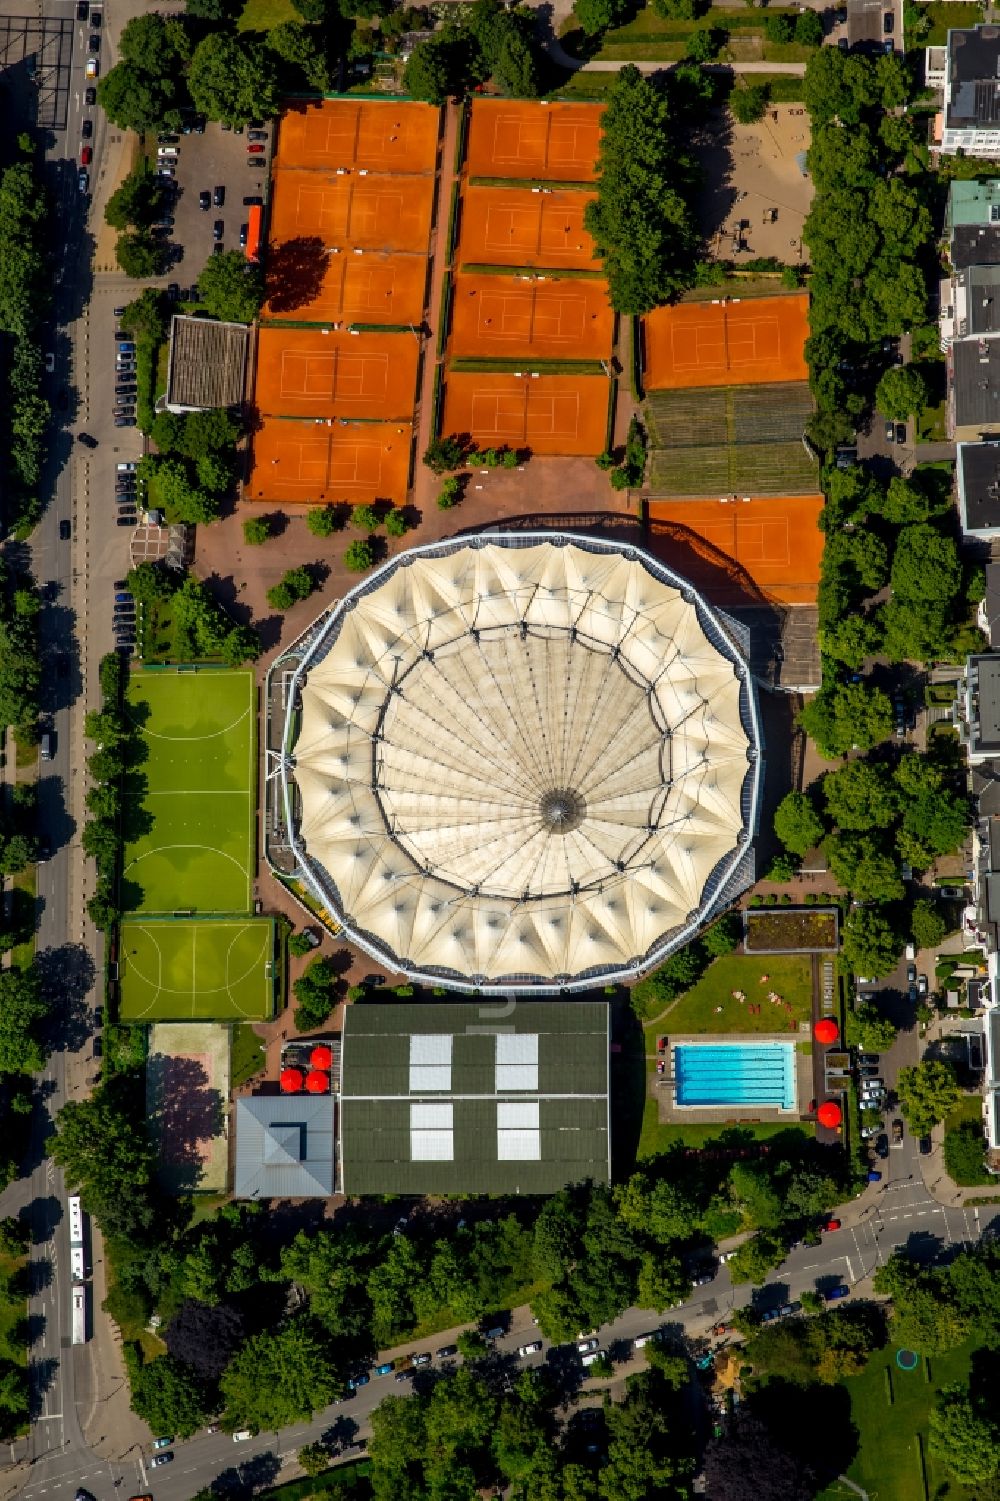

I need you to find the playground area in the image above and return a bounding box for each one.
[466,99,602,182]
[146,1021,231,1194]
[268,168,435,254]
[441,371,608,455]
[274,98,440,175]
[646,494,824,606]
[247,417,412,505]
[458,186,599,272]
[253,326,419,421]
[122,668,256,915]
[643,293,809,390]
[122,919,275,1023]
[449,272,612,360]
[263,247,426,327]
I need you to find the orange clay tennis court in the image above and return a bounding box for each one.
[255,327,419,420]
[275,99,439,174]
[643,294,810,390]
[646,494,824,605]
[450,273,612,359]
[466,100,602,182]
[459,188,598,271]
[269,169,434,253]
[248,418,412,505]
[442,372,607,456]
[264,251,426,326]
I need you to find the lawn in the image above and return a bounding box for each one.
[943,1093,992,1186]
[231,1021,267,1088]
[239,0,299,28]
[910,0,983,46]
[915,360,947,442]
[638,1093,812,1158]
[122,668,257,915]
[815,1338,979,1501]
[644,952,814,1033]
[119,917,275,1021]
[10,864,36,972]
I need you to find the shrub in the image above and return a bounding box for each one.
[242,516,271,546]
[344,538,375,572]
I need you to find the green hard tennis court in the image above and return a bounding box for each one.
[123,669,257,915]
[119,918,276,1020]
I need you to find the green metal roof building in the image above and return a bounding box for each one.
[339,1002,610,1196]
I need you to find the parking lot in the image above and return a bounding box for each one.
[154,118,273,293]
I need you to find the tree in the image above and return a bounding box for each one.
[944,1121,989,1186]
[824,833,905,903]
[120,12,192,73]
[51,1080,158,1242]
[896,1060,960,1136]
[686,26,724,61]
[466,0,541,97]
[221,623,261,667]
[97,63,184,134]
[765,14,793,42]
[188,34,280,125]
[773,790,825,855]
[164,1299,246,1380]
[121,287,168,344]
[423,435,467,473]
[0,968,46,1076]
[794,9,823,45]
[437,476,462,509]
[841,907,901,979]
[293,955,338,1031]
[586,66,698,314]
[344,539,375,572]
[127,1350,210,1439]
[105,164,167,231]
[221,1321,342,1430]
[306,505,340,538]
[116,231,167,279]
[384,507,409,538]
[575,0,626,33]
[847,998,897,1052]
[727,1230,787,1286]
[242,516,271,546]
[0,1218,28,1256]
[403,27,473,105]
[875,363,928,421]
[911,898,946,950]
[928,1389,1000,1486]
[196,454,230,495]
[350,503,380,533]
[288,932,315,958]
[703,1411,815,1501]
[823,759,899,831]
[298,1442,330,1477]
[798,681,893,758]
[703,912,740,956]
[195,249,264,323]
[730,84,769,124]
[266,567,314,611]
[890,524,961,606]
[266,21,331,92]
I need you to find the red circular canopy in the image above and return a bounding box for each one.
[814,1018,839,1045]
[817,1100,843,1128]
[305,1069,329,1094]
[280,1067,303,1093]
[310,1045,333,1070]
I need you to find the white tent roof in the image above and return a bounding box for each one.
[290,539,755,984]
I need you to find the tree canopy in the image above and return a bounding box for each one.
[896,1060,960,1136]
[195,249,265,323]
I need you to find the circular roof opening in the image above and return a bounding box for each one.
[282,534,762,991]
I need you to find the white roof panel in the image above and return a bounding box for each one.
[410,1034,452,1065]
[497,1101,539,1129]
[411,1129,454,1160]
[410,1102,453,1130]
[496,1033,538,1066]
[409,1064,452,1092]
[497,1129,541,1160]
[496,1064,538,1092]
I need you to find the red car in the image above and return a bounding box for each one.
[80,145,93,165]
[824,1218,842,1232]
[247,144,265,154]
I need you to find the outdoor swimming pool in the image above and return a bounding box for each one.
[674,1041,797,1112]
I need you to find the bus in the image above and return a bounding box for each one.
[68,1195,83,1248]
[71,1284,87,1346]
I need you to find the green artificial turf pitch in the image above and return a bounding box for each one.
[123,669,256,915]
[119,917,275,1020]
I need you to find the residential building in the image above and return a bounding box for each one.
[940,27,1000,157]
[958,440,1000,536]
[950,334,1000,438]
[946,179,1000,270]
[339,1002,611,1195]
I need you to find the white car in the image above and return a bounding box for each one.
[517,1341,542,1358]
[45,352,55,372]
[232,1430,253,1442]
[85,56,98,77]
[581,1348,606,1367]
[577,1337,599,1354]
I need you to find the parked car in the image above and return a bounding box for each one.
[919,1136,932,1155]
[76,0,88,15]
[394,1368,415,1382]
[199,190,211,211]
[152,1438,173,1451]
[435,1345,457,1359]
[240,223,248,247]
[518,1341,543,1357]
[875,1134,889,1158]
[823,1218,842,1232]
[248,143,265,154]
[577,1337,599,1354]
[149,1454,172,1468]
[918,974,928,996]
[85,87,96,105]
[883,9,893,30]
[59,520,71,540]
[858,1052,880,1066]
[884,418,894,442]
[581,1349,606,1367]
[213,220,224,242]
[892,1118,904,1145]
[248,130,268,142]
[78,431,98,447]
[346,1373,370,1390]
[412,1353,432,1367]
[213,185,225,206]
[374,1363,393,1376]
[85,56,98,77]
[80,145,92,165]
[91,8,101,25]
[77,170,89,194]
[825,1285,850,1301]
[114,419,135,429]
[88,32,100,50]
[81,118,92,139]
[896,422,906,444]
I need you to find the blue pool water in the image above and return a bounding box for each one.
[674,1042,796,1112]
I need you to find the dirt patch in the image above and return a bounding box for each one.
[744,907,839,952]
[692,104,814,266]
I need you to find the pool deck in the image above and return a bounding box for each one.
[652,1028,814,1126]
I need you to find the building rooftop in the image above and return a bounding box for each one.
[233,1094,335,1199]
[948,178,1000,231]
[958,265,1000,336]
[953,225,1000,271]
[847,0,884,46]
[968,654,1000,758]
[165,314,249,412]
[952,335,1000,429]
[947,27,1000,131]
[959,441,1000,531]
[339,1001,610,1195]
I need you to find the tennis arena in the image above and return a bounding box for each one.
[442,372,608,455]
[459,187,598,271]
[254,327,419,421]
[275,99,439,175]
[122,668,257,916]
[248,417,412,505]
[263,249,426,326]
[646,495,824,606]
[269,169,435,254]
[467,99,602,182]
[121,918,275,1022]
[449,273,612,360]
[643,294,810,390]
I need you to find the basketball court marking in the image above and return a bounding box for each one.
[459,187,598,271]
[466,99,602,181]
[268,169,435,253]
[450,273,612,359]
[275,99,439,174]
[645,494,824,605]
[643,294,810,391]
[248,418,412,504]
[442,372,608,456]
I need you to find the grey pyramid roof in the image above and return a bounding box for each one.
[234,1095,335,1199]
